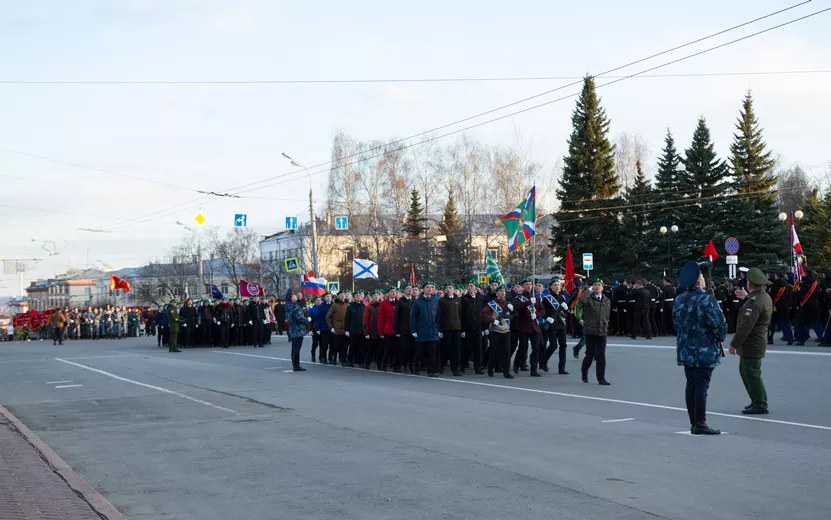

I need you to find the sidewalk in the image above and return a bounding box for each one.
[0,408,125,520]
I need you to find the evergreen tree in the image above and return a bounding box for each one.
[653,129,684,223]
[439,185,465,279]
[620,160,655,276]
[727,91,782,267]
[403,188,426,237]
[676,117,730,267]
[551,75,621,274]
[797,188,831,268]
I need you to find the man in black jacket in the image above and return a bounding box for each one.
[460,279,485,375]
[248,296,266,348]
[612,282,629,336]
[647,280,661,336]
[541,278,569,374]
[767,272,794,345]
[274,299,286,335]
[393,284,415,373]
[179,300,198,348]
[661,278,677,336]
[630,280,652,340]
[794,269,824,345]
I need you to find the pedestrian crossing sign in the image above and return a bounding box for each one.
[327,281,340,293]
[284,257,299,272]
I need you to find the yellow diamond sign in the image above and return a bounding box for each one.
[194,212,206,225]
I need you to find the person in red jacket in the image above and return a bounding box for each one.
[377,286,398,372]
[511,277,545,376]
[362,291,383,370]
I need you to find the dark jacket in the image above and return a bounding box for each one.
[215,302,232,324]
[480,297,511,334]
[248,301,266,324]
[439,295,462,331]
[460,292,485,331]
[393,296,414,335]
[576,291,611,336]
[632,287,651,310]
[794,276,821,321]
[673,288,727,368]
[511,291,543,334]
[180,305,198,326]
[312,301,331,332]
[274,302,286,321]
[542,292,568,331]
[286,301,307,340]
[344,302,366,335]
[326,300,349,335]
[410,295,440,341]
[768,279,792,321]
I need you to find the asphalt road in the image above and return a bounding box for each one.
[0,333,829,520]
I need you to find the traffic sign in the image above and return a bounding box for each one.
[284,257,300,272]
[194,211,206,225]
[285,216,298,230]
[725,255,738,265]
[725,237,740,255]
[327,281,340,293]
[582,253,594,271]
[335,216,349,230]
[478,273,489,285]
[234,214,247,227]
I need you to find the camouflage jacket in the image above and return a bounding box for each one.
[672,288,727,368]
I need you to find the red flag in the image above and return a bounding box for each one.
[239,279,265,297]
[410,264,416,285]
[109,274,131,293]
[563,244,576,294]
[702,240,719,262]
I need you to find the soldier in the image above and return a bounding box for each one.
[460,279,485,375]
[167,300,181,353]
[326,291,350,365]
[767,272,794,345]
[480,284,514,379]
[439,282,463,376]
[630,280,652,340]
[661,278,677,336]
[345,290,366,367]
[179,300,197,348]
[249,295,266,348]
[410,281,441,377]
[729,268,773,415]
[377,287,397,371]
[647,280,661,336]
[393,285,415,373]
[576,278,612,385]
[793,269,824,345]
[612,281,629,337]
[673,261,727,435]
[315,293,334,364]
[511,277,544,377]
[728,284,743,334]
[541,278,569,374]
[362,290,382,370]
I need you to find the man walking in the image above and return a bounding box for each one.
[51,309,67,345]
[541,278,569,374]
[729,268,773,415]
[576,278,612,385]
[673,262,727,435]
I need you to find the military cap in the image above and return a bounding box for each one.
[403,283,413,289]
[519,276,534,284]
[469,277,479,285]
[443,280,455,288]
[591,277,603,285]
[386,286,397,293]
[353,289,365,295]
[738,266,750,273]
[679,261,701,287]
[549,277,562,286]
[421,280,437,289]
[494,283,507,292]
[746,268,768,286]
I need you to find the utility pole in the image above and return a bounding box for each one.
[1,259,39,296]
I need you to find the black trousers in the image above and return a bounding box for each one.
[441,330,462,372]
[662,305,675,335]
[347,334,364,365]
[180,324,192,347]
[581,334,607,381]
[398,334,414,370]
[311,331,320,357]
[615,308,628,336]
[488,332,511,377]
[544,327,567,372]
[518,331,541,373]
[632,309,652,338]
[684,366,713,426]
[251,321,263,347]
[319,330,332,361]
[414,340,438,374]
[382,335,397,369]
[364,338,381,369]
[649,308,660,336]
[462,328,483,369]
[219,322,230,347]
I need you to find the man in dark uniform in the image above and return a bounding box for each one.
[511,277,545,377]
[661,278,677,336]
[612,281,629,337]
[794,268,824,345]
[167,300,182,353]
[541,278,569,374]
[393,285,415,373]
[179,299,197,348]
[249,295,266,348]
[460,279,485,375]
[630,280,652,340]
[728,285,744,334]
[647,280,661,336]
[714,280,730,326]
[767,272,794,345]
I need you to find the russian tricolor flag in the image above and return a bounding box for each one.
[301,274,326,296]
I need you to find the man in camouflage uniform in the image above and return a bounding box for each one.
[729,268,773,415]
[673,261,727,435]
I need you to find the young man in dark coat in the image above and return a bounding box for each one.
[439,282,463,376]
[410,281,441,377]
[511,277,545,377]
[541,278,569,374]
[345,290,367,367]
[576,278,612,385]
[393,285,415,373]
[460,279,485,375]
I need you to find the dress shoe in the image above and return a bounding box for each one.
[540,365,549,372]
[794,341,805,346]
[475,368,485,375]
[572,347,579,359]
[513,366,519,374]
[582,375,589,383]
[503,373,515,379]
[452,370,463,376]
[393,368,402,373]
[743,403,754,411]
[691,424,721,435]
[787,340,794,345]
[530,372,542,377]
[520,366,529,372]
[293,366,307,372]
[169,349,182,353]
[558,370,569,375]
[487,367,494,377]
[598,380,611,386]
[742,406,769,415]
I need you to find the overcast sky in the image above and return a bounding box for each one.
[1,0,829,295]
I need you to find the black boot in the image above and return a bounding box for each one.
[292,353,306,372]
[691,423,721,435]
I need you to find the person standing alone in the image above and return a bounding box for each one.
[576,278,612,385]
[51,309,67,345]
[286,290,308,372]
[673,262,727,435]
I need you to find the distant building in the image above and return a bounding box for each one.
[25,269,103,311]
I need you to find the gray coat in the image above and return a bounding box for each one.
[576,291,611,336]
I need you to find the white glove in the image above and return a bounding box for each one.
[507,304,514,311]
[346,331,350,337]
[439,332,444,339]
[461,332,466,338]
[493,319,500,326]
[249,320,253,325]
[214,319,218,325]
[396,334,400,337]
[530,313,536,320]
[182,323,187,327]
[330,328,336,333]
[546,317,555,324]
[365,335,370,339]
[484,329,490,336]
[560,302,568,311]
[530,297,537,304]
[412,332,417,338]
[231,324,234,328]
[307,317,312,322]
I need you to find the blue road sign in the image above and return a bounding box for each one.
[725,237,740,255]
[335,216,349,230]
[234,214,247,227]
[285,216,298,230]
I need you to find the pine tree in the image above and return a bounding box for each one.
[439,184,464,279]
[727,91,782,267]
[676,117,730,266]
[620,160,655,276]
[653,129,683,222]
[403,188,426,237]
[551,75,621,275]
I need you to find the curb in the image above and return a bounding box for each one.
[0,405,127,520]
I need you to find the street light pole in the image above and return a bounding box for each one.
[283,153,319,274]
[659,225,679,277]
[177,221,203,297]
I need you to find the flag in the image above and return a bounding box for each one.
[182,285,189,301]
[239,279,265,297]
[563,244,575,294]
[702,240,719,262]
[301,274,327,297]
[791,215,805,288]
[109,274,131,293]
[410,264,417,285]
[485,251,504,284]
[500,186,536,252]
[210,283,224,300]
[352,258,378,280]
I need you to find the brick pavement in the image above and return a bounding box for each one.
[0,415,113,519]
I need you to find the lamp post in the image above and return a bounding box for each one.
[779,210,803,276]
[659,225,679,277]
[177,221,203,297]
[282,153,319,275]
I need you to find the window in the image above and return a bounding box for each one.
[221,283,229,295]
[487,249,499,262]
[157,286,165,297]
[85,287,91,296]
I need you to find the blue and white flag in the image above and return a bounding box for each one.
[210,283,224,300]
[352,258,378,280]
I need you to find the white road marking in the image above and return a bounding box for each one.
[602,418,635,423]
[213,350,831,432]
[54,384,83,389]
[282,370,294,373]
[263,367,284,370]
[55,358,239,415]
[606,343,831,357]
[46,380,73,385]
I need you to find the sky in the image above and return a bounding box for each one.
[1,0,829,295]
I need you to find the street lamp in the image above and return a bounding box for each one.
[659,225,679,276]
[177,221,203,297]
[283,152,319,275]
[779,210,803,276]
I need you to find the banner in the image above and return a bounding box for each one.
[239,279,265,297]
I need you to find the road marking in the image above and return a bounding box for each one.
[46,380,73,385]
[263,366,284,370]
[55,358,239,415]
[606,343,831,357]
[602,418,635,423]
[54,384,83,389]
[282,370,294,373]
[213,350,831,432]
